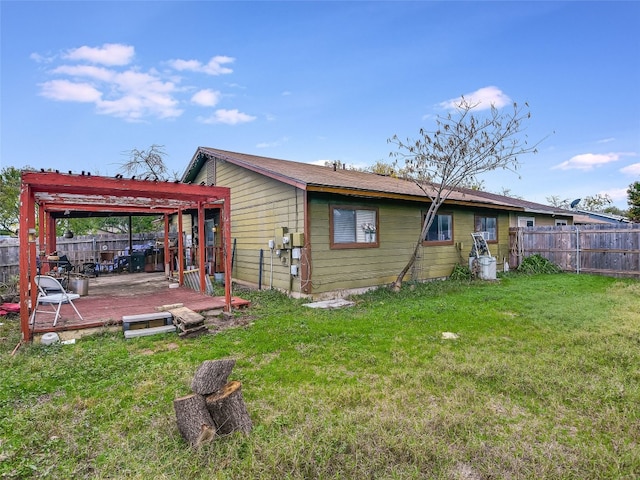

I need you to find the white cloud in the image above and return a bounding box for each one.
[191,89,221,107]
[552,152,623,171]
[52,65,116,82]
[600,187,629,203]
[198,109,256,125]
[30,52,53,64]
[620,162,640,176]
[439,86,511,111]
[115,70,175,94]
[597,137,616,144]
[256,137,289,148]
[168,55,234,75]
[63,43,135,66]
[39,79,102,102]
[34,44,243,122]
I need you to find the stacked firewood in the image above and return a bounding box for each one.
[173,359,252,448]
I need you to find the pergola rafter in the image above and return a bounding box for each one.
[18,171,233,342]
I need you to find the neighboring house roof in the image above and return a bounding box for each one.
[184,147,572,216]
[572,209,631,224]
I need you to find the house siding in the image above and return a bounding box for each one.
[214,159,306,293]
[181,149,567,298]
[307,196,513,295]
[309,198,413,292]
[509,212,573,228]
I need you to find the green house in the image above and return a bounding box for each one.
[182,148,573,298]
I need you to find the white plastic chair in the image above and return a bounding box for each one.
[30,275,84,327]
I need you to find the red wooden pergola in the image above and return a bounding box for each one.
[18,171,233,342]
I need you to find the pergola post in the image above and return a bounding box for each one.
[18,182,34,342]
[163,213,170,277]
[177,210,184,286]
[223,193,232,313]
[197,202,207,293]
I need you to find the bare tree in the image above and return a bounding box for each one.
[581,193,612,212]
[388,98,543,290]
[120,144,177,181]
[546,195,571,209]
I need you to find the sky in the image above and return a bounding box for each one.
[1,1,639,209]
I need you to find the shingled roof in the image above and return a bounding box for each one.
[185,147,571,216]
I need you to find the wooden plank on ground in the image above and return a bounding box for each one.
[170,306,205,326]
[156,303,184,312]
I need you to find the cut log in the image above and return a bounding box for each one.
[191,358,236,395]
[173,393,216,448]
[205,380,252,435]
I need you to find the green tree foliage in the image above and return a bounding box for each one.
[0,166,32,235]
[627,181,640,222]
[388,98,542,290]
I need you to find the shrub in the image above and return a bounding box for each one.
[518,254,562,274]
[450,263,472,280]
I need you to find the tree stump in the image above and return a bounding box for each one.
[205,381,252,435]
[191,358,236,395]
[173,393,216,447]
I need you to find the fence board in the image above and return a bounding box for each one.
[0,233,160,282]
[509,224,640,278]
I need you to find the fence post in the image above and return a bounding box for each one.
[575,226,580,274]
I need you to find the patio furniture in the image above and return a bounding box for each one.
[29,275,84,327]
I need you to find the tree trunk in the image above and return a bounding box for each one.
[392,239,421,291]
[191,358,236,395]
[173,393,216,448]
[392,200,440,291]
[205,380,252,435]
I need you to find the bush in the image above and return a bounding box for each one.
[450,263,472,280]
[517,254,562,274]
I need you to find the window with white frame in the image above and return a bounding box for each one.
[555,219,568,226]
[331,206,378,248]
[518,217,535,227]
[423,213,453,244]
[475,215,498,242]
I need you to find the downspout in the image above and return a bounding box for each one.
[269,244,274,289]
[258,249,263,290]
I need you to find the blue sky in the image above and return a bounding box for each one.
[1,1,639,209]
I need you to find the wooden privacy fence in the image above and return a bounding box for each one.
[0,233,159,283]
[509,224,640,278]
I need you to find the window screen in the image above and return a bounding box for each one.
[475,216,497,241]
[332,207,378,246]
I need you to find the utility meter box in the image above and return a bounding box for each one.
[289,232,304,247]
[275,227,288,249]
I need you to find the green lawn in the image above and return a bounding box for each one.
[1,274,639,479]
